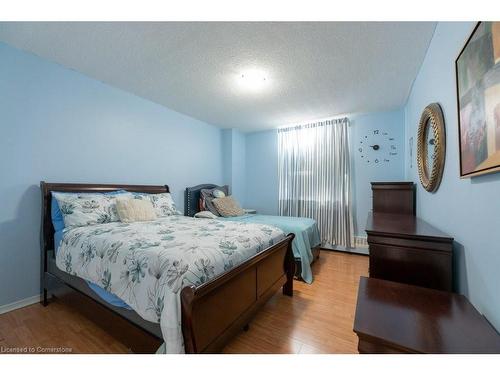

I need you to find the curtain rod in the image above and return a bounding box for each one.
[278,117,349,133]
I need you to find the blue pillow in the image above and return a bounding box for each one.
[51,190,129,232]
[87,281,132,309]
[51,195,66,232]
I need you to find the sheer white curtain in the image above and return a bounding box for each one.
[278,117,354,248]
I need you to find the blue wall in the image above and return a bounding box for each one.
[245,130,280,215]
[231,130,246,205]
[222,129,246,205]
[243,111,406,236]
[404,22,500,330]
[222,129,233,189]
[0,42,224,307]
[350,110,405,236]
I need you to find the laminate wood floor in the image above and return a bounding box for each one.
[0,251,368,354]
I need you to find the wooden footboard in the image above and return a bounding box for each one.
[181,233,295,353]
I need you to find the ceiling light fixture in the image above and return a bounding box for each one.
[236,68,269,93]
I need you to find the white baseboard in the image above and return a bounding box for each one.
[354,236,369,249]
[0,295,40,315]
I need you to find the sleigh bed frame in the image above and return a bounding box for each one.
[40,182,295,353]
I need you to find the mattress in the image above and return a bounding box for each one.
[220,214,321,283]
[55,215,285,353]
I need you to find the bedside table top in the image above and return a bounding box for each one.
[353,277,500,353]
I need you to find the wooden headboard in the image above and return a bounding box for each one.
[184,183,229,217]
[40,182,170,255]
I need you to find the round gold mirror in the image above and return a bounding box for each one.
[417,103,445,192]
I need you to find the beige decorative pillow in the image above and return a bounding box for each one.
[116,198,157,223]
[212,196,245,217]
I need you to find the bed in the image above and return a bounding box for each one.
[40,182,295,353]
[185,184,321,283]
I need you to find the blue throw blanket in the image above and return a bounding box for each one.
[220,214,321,283]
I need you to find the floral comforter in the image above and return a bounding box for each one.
[56,215,285,353]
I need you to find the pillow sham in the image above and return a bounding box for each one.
[131,192,181,217]
[212,189,226,198]
[194,210,218,219]
[199,197,207,212]
[116,198,157,222]
[51,190,128,232]
[212,196,245,217]
[200,186,229,216]
[53,192,131,228]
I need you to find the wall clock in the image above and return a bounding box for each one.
[358,129,398,164]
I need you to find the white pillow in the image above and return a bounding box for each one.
[53,192,132,228]
[131,192,181,217]
[116,198,157,223]
[194,211,218,219]
[212,189,226,198]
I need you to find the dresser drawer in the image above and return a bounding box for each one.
[369,244,452,291]
[367,234,452,252]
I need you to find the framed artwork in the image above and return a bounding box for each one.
[456,22,500,178]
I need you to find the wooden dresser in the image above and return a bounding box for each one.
[371,181,415,215]
[366,212,453,291]
[366,182,453,292]
[354,277,500,353]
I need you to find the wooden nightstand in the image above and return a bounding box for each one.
[365,212,453,291]
[353,277,500,353]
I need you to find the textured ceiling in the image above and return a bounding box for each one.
[0,22,436,131]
